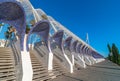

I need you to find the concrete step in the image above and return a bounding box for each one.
[0,63,13,66]
[53,65,61,68]
[32,63,43,66]
[0,58,12,60]
[53,68,64,73]
[0,60,13,62]
[52,70,63,75]
[33,68,46,72]
[0,55,12,57]
[33,71,56,81]
[0,65,14,69]
[0,72,15,77]
[0,68,15,73]
[33,70,48,75]
[33,73,51,80]
[0,50,12,52]
[31,61,42,64]
[0,75,16,81]
[0,51,12,56]
[30,49,65,81]
[33,65,45,69]
[0,48,16,81]
[53,62,66,74]
[30,52,54,81]
[0,51,12,53]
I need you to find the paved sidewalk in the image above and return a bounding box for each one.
[50,60,120,81]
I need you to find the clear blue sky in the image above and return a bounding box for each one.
[29,0,120,57]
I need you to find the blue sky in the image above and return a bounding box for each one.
[0,0,119,57]
[0,24,9,39]
[29,0,120,57]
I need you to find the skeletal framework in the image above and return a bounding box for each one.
[0,0,105,81]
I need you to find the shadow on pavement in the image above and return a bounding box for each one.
[92,65,120,70]
[63,74,83,81]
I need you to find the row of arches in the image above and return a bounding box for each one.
[0,1,104,81]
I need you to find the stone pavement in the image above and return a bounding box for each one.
[50,60,120,81]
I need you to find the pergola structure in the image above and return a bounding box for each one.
[0,0,105,81]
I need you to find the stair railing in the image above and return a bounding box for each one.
[11,39,23,81]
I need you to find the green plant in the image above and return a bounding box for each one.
[26,25,30,34]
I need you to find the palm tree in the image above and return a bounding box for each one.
[107,44,112,60]
[30,19,35,27]
[4,26,13,47]
[0,23,4,33]
[26,25,30,34]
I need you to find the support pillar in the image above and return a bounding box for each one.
[21,34,33,81]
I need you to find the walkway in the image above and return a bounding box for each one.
[50,60,120,81]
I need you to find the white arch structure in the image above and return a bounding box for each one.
[0,0,105,81]
[18,0,105,70]
[51,30,73,73]
[75,43,86,68]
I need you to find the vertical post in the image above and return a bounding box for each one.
[21,34,33,81]
[63,53,73,73]
[47,40,53,70]
[62,45,73,73]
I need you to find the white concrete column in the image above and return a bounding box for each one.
[89,56,96,64]
[47,40,53,71]
[84,55,92,65]
[77,55,86,68]
[74,52,86,68]
[48,52,53,70]
[63,53,73,73]
[21,34,33,81]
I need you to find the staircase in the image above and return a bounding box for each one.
[30,51,63,81]
[53,61,66,75]
[64,49,72,62]
[36,46,66,76]
[0,47,16,81]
